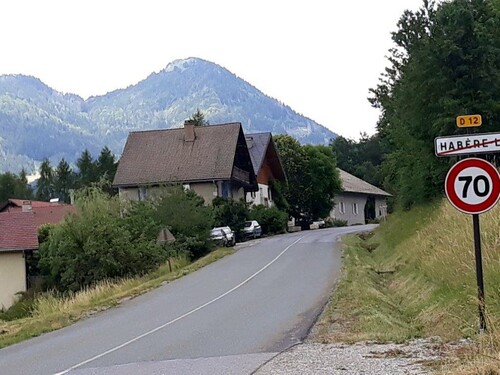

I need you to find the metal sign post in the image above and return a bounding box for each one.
[444,158,500,333]
[472,214,487,332]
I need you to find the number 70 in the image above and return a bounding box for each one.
[458,175,490,198]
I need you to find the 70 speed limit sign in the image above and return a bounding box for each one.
[445,158,500,214]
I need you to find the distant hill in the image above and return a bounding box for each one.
[0,57,337,173]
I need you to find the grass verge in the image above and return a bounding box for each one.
[0,247,234,349]
[312,200,500,373]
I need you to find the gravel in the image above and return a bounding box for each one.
[254,339,459,375]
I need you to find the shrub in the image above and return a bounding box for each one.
[153,187,214,259]
[39,187,167,292]
[325,218,348,227]
[212,197,249,240]
[0,293,35,321]
[249,205,288,235]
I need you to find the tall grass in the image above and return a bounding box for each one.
[314,199,500,372]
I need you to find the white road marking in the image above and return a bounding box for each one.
[54,236,304,375]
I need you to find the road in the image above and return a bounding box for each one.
[0,225,376,375]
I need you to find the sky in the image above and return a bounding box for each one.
[0,0,424,140]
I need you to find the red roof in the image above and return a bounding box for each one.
[0,199,76,226]
[32,205,76,227]
[0,212,39,252]
[8,199,55,208]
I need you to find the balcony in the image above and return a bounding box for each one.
[232,166,250,184]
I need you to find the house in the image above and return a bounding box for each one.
[0,199,75,310]
[245,132,287,207]
[0,212,38,310]
[113,122,257,203]
[330,169,391,225]
[0,199,76,227]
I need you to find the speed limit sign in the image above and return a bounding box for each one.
[445,158,500,214]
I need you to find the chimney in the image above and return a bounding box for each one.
[184,120,196,142]
[22,200,32,213]
[246,136,254,149]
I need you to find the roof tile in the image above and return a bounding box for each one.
[113,123,243,186]
[339,169,391,197]
[0,212,38,251]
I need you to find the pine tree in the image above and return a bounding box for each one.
[76,149,96,187]
[188,109,209,126]
[96,147,117,181]
[36,159,54,201]
[54,158,74,203]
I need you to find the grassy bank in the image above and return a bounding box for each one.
[0,247,234,348]
[313,200,500,373]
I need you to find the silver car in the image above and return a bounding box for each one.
[210,226,236,246]
[243,220,262,239]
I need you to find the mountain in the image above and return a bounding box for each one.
[0,57,337,173]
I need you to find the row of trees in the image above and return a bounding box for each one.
[330,0,500,209]
[0,147,117,204]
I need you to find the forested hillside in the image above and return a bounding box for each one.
[0,58,336,173]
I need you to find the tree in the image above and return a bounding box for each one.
[188,109,209,126]
[36,159,54,201]
[153,187,214,258]
[39,188,166,292]
[96,147,117,181]
[76,149,96,187]
[212,197,249,239]
[274,135,341,226]
[54,158,74,203]
[0,170,33,202]
[369,0,500,208]
[331,133,385,187]
[302,145,341,222]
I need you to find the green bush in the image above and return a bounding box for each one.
[327,218,348,227]
[0,294,35,321]
[212,197,249,240]
[39,187,167,292]
[153,187,214,259]
[249,205,288,235]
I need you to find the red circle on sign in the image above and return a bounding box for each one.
[445,158,500,214]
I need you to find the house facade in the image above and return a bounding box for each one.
[113,122,257,203]
[0,212,38,310]
[245,133,286,207]
[0,199,75,310]
[330,169,391,225]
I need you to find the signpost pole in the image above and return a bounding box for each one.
[472,213,487,333]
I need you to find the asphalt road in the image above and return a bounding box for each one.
[0,225,376,375]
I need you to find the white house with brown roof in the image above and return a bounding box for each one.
[330,169,391,225]
[113,122,257,203]
[245,133,286,207]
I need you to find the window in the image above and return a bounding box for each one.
[138,187,148,201]
[339,201,345,214]
[182,183,190,191]
[352,203,359,215]
[222,181,231,198]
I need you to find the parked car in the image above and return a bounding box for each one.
[313,219,326,228]
[210,226,236,246]
[243,220,262,239]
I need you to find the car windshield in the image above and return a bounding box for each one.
[244,222,252,228]
[210,229,222,236]
[221,228,231,234]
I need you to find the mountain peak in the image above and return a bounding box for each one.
[0,57,337,173]
[162,57,204,73]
